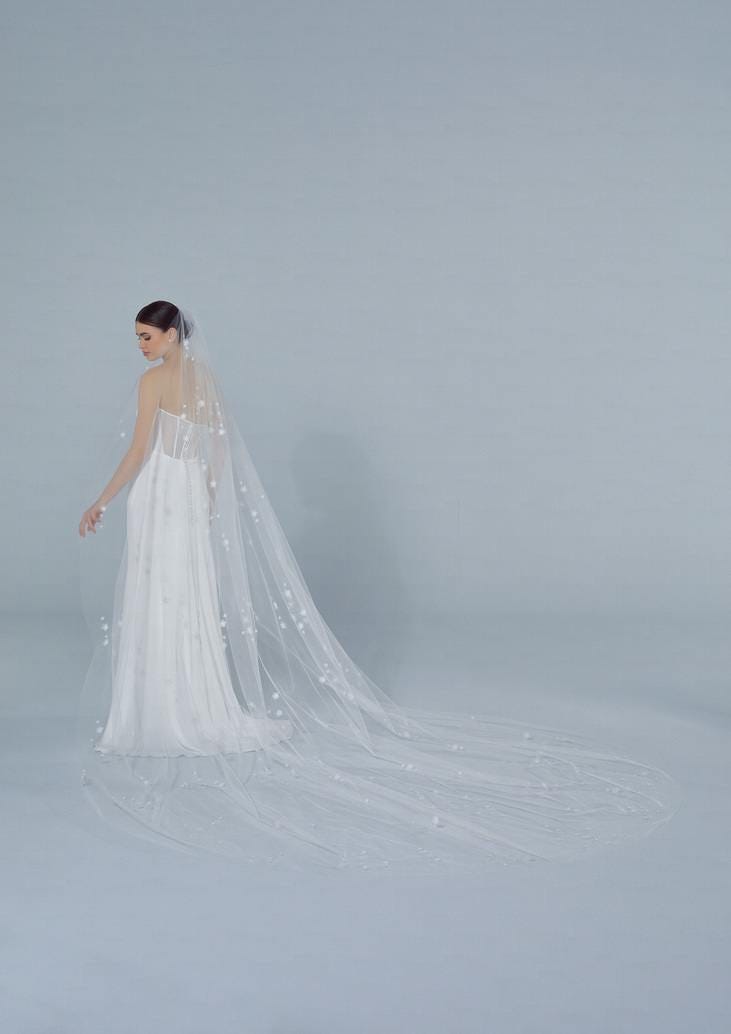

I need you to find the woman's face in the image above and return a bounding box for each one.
[135,322,177,362]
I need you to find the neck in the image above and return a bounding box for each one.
[163,342,181,365]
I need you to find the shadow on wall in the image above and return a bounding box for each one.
[288,429,411,696]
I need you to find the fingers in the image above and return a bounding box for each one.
[79,510,99,537]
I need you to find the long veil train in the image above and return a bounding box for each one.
[76,302,680,874]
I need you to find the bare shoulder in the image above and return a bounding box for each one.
[138,365,163,403]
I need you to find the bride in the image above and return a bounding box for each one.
[76,300,679,873]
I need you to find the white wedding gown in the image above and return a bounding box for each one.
[77,306,682,872]
[96,406,294,757]
[79,357,679,873]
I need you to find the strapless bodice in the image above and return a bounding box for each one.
[156,405,210,459]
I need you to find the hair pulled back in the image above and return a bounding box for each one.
[135,300,194,339]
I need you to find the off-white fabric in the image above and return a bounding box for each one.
[77,304,680,875]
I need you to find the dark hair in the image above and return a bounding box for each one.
[135,300,194,339]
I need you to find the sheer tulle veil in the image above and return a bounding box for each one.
[76,301,680,874]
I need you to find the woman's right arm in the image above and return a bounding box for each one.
[78,371,160,537]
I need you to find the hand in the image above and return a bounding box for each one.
[79,500,107,537]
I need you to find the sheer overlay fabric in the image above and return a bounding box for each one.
[77,305,680,874]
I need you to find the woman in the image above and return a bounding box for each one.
[77,300,679,873]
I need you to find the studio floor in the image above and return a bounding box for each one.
[1,611,727,1034]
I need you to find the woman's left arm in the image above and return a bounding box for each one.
[78,372,159,536]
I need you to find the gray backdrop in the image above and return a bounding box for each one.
[3,6,730,1034]
[3,2,729,622]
